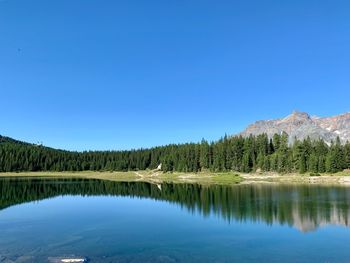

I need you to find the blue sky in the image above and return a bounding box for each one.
[1,0,350,151]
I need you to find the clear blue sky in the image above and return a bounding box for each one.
[1,0,349,151]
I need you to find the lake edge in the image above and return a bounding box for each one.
[1,170,350,186]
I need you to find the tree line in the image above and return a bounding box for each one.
[0,133,349,173]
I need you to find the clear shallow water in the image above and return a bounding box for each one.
[1,178,350,262]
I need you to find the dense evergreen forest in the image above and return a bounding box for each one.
[0,133,349,174]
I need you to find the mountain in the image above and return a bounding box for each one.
[239,111,350,144]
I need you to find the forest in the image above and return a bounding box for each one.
[0,133,349,174]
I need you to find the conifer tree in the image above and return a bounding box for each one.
[299,152,307,174]
[199,139,210,170]
[308,152,318,173]
[345,142,350,169]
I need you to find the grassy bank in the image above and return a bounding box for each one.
[1,170,350,185]
[0,170,242,186]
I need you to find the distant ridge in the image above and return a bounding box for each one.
[239,111,350,144]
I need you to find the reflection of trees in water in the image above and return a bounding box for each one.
[1,178,350,232]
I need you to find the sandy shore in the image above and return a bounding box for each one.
[240,172,350,185]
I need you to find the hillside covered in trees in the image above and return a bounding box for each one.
[0,133,349,174]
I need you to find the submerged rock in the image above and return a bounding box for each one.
[48,257,87,263]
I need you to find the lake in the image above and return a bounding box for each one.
[1,177,350,262]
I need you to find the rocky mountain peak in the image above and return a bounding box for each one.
[290,110,310,118]
[281,111,311,124]
[239,111,350,144]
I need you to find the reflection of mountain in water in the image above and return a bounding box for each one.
[1,177,350,232]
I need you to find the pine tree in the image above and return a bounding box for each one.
[263,155,270,171]
[256,152,264,171]
[299,152,307,174]
[199,139,210,170]
[308,152,318,173]
[345,142,350,169]
[273,134,281,151]
[318,155,326,173]
[241,153,251,173]
[277,132,290,173]
[334,137,346,171]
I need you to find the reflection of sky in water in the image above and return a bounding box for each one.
[2,178,350,232]
[1,195,350,263]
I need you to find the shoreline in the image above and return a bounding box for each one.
[240,172,350,186]
[1,170,350,186]
[0,171,241,186]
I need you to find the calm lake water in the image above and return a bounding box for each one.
[1,178,350,262]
